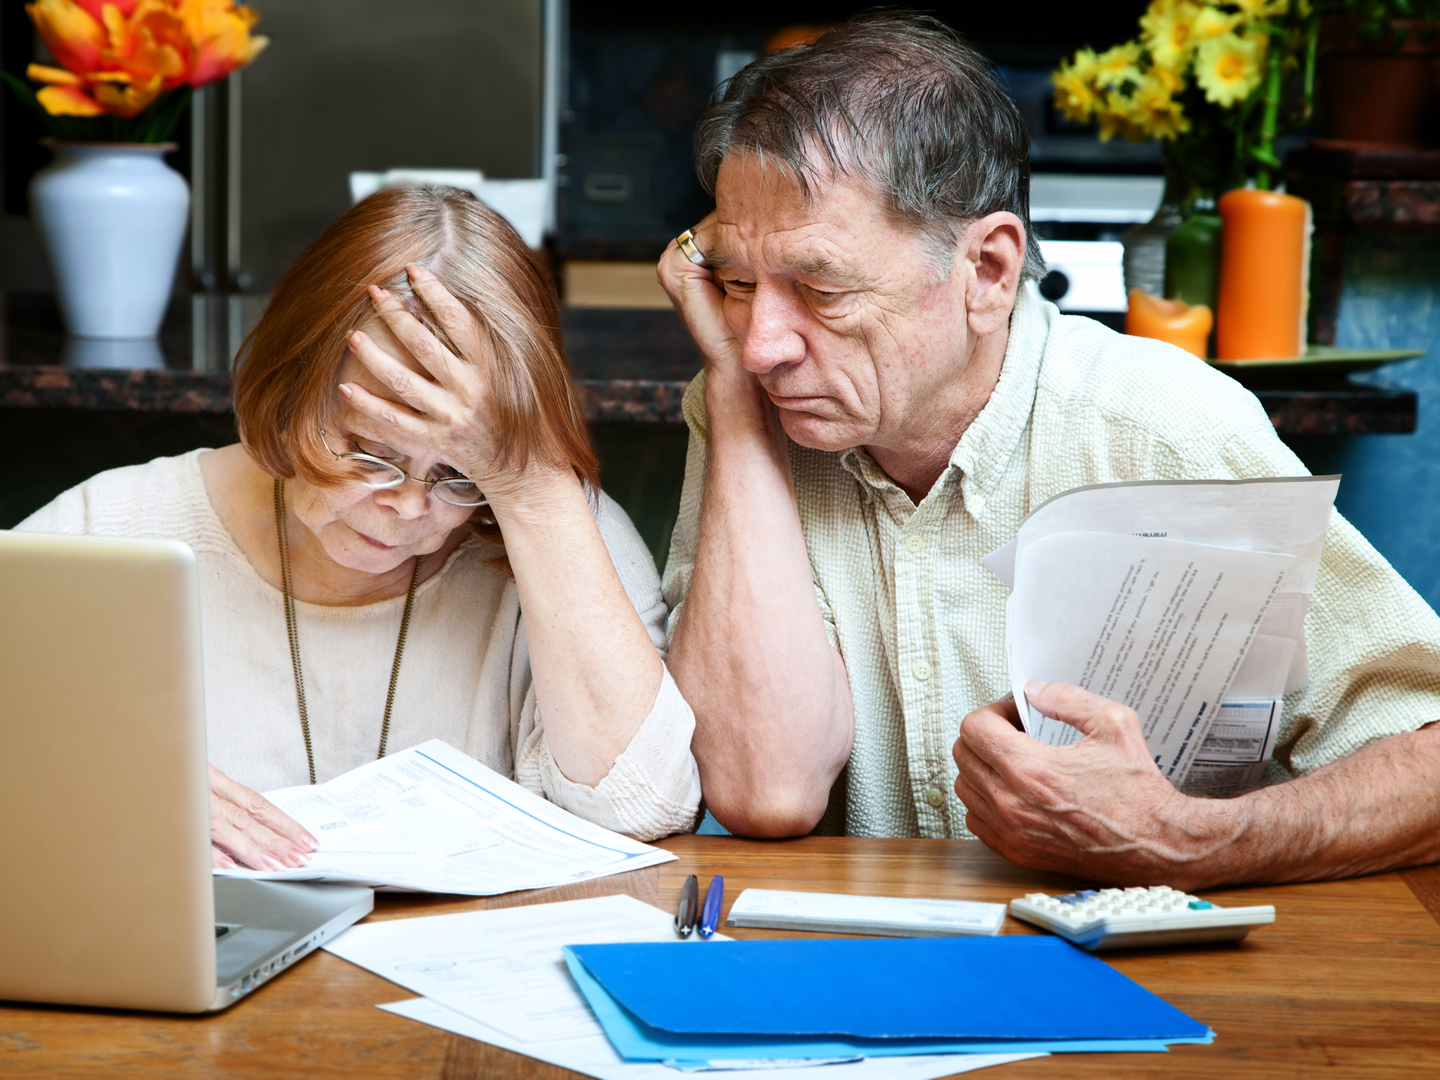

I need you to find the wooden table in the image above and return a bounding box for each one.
[3,837,1438,1078]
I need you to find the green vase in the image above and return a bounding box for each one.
[1164,211,1223,311]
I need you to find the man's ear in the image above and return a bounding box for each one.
[962,212,1026,337]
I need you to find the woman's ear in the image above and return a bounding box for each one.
[963,212,1026,338]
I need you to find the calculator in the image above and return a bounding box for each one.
[1009,886,1275,951]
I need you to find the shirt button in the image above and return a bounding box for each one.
[912,659,932,681]
[905,534,923,553]
[924,786,944,808]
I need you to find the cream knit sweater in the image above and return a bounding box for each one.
[18,450,701,841]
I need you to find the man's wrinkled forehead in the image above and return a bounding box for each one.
[710,154,890,280]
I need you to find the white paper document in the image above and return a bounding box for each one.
[726,889,1005,937]
[327,895,708,1044]
[326,894,1038,1079]
[1182,698,1283,797]
[213,740,674,894]
[987,477,1338,789]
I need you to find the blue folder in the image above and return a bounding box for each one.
[563,936,1213,1064]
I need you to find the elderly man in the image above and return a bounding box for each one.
[656,13,1440,889]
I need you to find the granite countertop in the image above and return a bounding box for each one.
[0,294,1417,435]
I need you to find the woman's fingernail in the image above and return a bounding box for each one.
[303,833,319,850]
[263,855,286,872]
[1024,681,1043,696]
[338,384,354,399]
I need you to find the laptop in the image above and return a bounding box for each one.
[0,530,373,1013]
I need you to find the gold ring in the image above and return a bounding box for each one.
[675,229,706,265]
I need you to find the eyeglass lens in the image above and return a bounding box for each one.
[330,453,486,506]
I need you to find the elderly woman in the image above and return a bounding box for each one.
[17,186,700,866]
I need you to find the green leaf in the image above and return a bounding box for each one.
[1249,145,1282,168]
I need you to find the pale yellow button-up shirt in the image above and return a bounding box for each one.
[663,285,1440,839]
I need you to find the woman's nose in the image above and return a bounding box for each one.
[376,477,431,519]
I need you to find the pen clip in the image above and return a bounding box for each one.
[675,874,698,938]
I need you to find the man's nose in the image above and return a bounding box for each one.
[740,286,807,375]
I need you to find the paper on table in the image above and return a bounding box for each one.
[725,889,1005,937]
[985,476,1338,698]
[325,895,714,1045]
[213,740,674,894]
[379,997,1042,1078]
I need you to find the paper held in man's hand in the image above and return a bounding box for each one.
[213,739,675,894]
[985,477,1339,792]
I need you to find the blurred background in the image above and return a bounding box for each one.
[5,1,1440,615]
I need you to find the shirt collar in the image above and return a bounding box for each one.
[838,284,1048,516]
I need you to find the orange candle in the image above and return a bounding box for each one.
[1216,189,1312,361]
[1126,289,1213,359]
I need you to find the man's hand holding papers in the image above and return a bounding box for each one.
[955,476,1440,889]
[954,682,1238,889]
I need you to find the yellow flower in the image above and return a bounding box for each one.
[1141,0,1203,69]
[1093,41,1145,91]
[1094,92,1149,143]
[1052,52,1101,124]
[1131,70,1192,139]
[1195,31,1266,107]
[1231,0,1289,21]
[1193,5,1241,42]
[1150,63,1185,95]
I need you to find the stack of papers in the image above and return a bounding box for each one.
[327,895,1041,1078]
[563,937,1213,1066]
[984,476,1338,794]
[215,740,674,894]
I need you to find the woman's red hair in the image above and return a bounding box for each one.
[233,185,598,532]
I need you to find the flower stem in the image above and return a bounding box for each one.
[1254,46,1284,191]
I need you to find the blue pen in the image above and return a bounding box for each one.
[698,875,724,939]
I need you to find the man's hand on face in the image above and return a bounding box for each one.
[657,212,745,378]
[952,682,1232,889]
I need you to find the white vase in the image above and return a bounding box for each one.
[30,142,190,340]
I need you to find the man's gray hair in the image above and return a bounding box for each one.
[695,12,1046,283]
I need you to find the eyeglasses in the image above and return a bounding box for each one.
[319,430,488,507]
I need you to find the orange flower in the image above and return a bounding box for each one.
[72,0,139,20]
[27,60,163,118]
[179,0,267,86]
[101,0,193,90]
[23,0,266,119]
[26,0,107,74]
[26,64,104,116]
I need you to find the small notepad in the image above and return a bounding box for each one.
[726,889,1006,937]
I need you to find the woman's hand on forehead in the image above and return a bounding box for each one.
[339,264,505,488]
